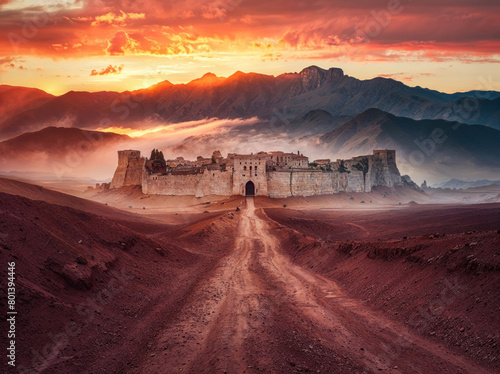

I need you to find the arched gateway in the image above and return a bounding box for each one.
[245,181,255,196]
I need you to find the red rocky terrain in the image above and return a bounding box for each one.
[266,203,500,372]
[0,178,498,373]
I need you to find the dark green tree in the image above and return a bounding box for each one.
[150,149,166,162]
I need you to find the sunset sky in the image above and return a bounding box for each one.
[0,0,499,95]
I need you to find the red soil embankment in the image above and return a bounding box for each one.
[265,203,500,371]
[0,183,238,373]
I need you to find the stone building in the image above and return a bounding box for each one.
[110,150,145,189]
[110,149,403,198]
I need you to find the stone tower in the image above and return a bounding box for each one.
[370,150,402,187]
[110,150,145,188]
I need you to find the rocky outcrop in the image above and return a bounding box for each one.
[44,258,93,290]
[299,66,344,91]
[402,175,423,192]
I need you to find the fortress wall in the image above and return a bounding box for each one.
[143,174,202,195]
[345,171,366,192]
[373,154,392,187]
[110,164,127,188]
[290,171,336,196]
[195,170,232,197]
[386,151,403,186]
[365,158,376,192]
[124,157,145,186]
[334,173,348,192]
[143,170,232,197]
[110,152,129,188]
[267,171,341,198]
[367,155,388,189]
[267,172,292,198]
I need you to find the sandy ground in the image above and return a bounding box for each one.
[0,178,498,373]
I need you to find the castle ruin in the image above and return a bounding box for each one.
[110,149,402,198]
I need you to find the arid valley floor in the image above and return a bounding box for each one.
[0,177,499,374]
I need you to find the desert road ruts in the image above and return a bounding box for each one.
[134,198,493,374]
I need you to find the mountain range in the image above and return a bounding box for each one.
[1,66,500,140]
[431,179,500,189]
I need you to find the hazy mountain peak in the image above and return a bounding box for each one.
[13,126,129,139]
[229,70,246,79]
[0,85,53,96]
[299,66,344,91]
[0,126,130,172]
[147,80,174,91]
[300,65,327,74]
[353,107,394,121]
[188,72,225,86]
[302,109,334,121]
[0,85,54,122]
[228,70,272,80]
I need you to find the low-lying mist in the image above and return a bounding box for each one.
[1,117,499,187]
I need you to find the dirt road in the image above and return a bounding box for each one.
[134,198,494,374]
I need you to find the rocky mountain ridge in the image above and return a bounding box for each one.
[1,66,499,139]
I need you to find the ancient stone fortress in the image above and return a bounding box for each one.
[110,149,402,198]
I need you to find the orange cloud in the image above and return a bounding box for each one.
[90,64,124,76]
[92,11,145,26]
[0,0,498,64]
[0,56,17,67]
[103,27,220,56]
[0,57,27,72]
[107,31,139,55]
